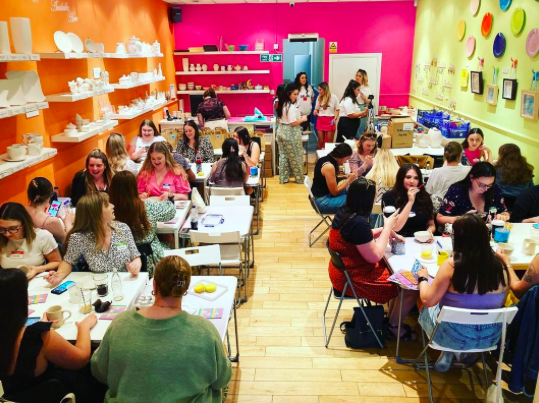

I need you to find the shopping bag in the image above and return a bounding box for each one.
[340,304,388,349]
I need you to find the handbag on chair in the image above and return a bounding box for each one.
[339,303,388,349]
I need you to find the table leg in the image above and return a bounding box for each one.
[231,300,240,362]
[253,185,260,235]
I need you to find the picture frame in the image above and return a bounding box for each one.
[470,71,483,95]
[486,84,499,105]
[502,78,518,100]
[520,90,539,120]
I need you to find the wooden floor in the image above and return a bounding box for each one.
[226,154,533,403]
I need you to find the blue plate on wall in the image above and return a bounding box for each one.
[499,0,512,11]
[493,33,506,58]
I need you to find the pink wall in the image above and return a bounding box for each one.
[173,2,416,116]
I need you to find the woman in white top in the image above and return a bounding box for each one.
[356,69,373,138]
[0,202,60,280]
[426,141,471,212]
[313,82,339,150]
[106,132,139,175]
[294,72,315,131]
[128,120,167,162]
[337,80,368,142]
[276,83,307,184]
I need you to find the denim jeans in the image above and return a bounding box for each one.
[315,191,347,214]
[419,305,502,350]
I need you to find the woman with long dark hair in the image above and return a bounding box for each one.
[197,88,231,131]
[336,80,368,142]
[438,162,509,225]
[417,214,509,371]
[381,164,435,237]
[176,120,214,163]
[313,81,339,149]
[232,126,261,168]
[494,143,534,206]
[294,72,315,131]
[355,69,373,137]
[461,128,493,166]
[0,269,97,402]
[211,138,248,189]
[70,149,114,207]
[128,120,167,162]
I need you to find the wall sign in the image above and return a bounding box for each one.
[329,42,337,53]
[260,54,282,63]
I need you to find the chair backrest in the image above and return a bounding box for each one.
[210,195,250,206]
[190,230,241,245]
[395,155,435,169]
[437,306,518,326]
[209,187,245,196]
[164,244,221,267]
[326,239,347,274]
[372,203,382,215]
[325,143,338,151]
[136,242,155,272]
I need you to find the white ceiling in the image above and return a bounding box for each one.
[163,0,413,4]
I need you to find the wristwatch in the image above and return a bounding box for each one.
[417,276,429,284]
[168,194,175,202]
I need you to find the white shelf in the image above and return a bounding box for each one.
[51,120,119,143]
[0,102,49,120]
[0,148,57,180]
[110,106,152,120]
[38,52,164,60]
[176,70,270,75]
[110,76,165,90]
[174,51,269,55]
[151,100,168,111]
[177,90,270,95]
[45,87,114,103]
[0,54,40,62]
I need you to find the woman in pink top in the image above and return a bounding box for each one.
[461,128,493,166]
[137,142,190,201]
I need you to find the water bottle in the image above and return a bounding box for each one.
[190,205,198,230]
[195,151,202,174]
[425,161,431,178]
[111,267,123,301]
[52,186,60,202]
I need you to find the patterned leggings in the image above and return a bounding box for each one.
[276,123,304,183]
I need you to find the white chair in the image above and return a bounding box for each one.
[210,195,250,207]
[304,176,332,247]
[209,186,245,196]
[414,306,518,403]
[164,244,221,274]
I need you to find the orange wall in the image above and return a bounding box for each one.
[0,0,177,204]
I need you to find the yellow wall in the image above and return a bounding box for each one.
[410,0,539,173]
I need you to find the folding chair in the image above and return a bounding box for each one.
[304,176,332,247]
[302,131,312,175]
[396,155,435,169]
[210,195,251,207]
[136,242,157,273]
[209,186,245,196]
[414,306,518,403]
[323,239,385,348]
[164,244,221,274]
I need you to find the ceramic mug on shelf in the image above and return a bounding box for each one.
[46,305,72,329]
[7,144,27,160]
[130,72,138,82]
[115,43,126,54]
[28,143,43,156]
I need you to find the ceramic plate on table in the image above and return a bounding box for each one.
[181,301,198,315]
[493,33,506,58]
[526,28,539,57]
[511,8,526,36]
[481,12,493,37]
[3,156,27,162]
[187,281,228,301]
[67,32,83,53]
[457,20,466,41]
[466,35,476,57]
[499,0,512,11]
[53,30,72,53]
[470,0,480,16]
[85,38,97,53]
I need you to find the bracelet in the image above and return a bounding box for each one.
[417,276,429,284]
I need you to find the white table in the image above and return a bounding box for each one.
[316,142,445,159]
[28,272,149,343]
[156,201,192,249]
[191,162,212,203]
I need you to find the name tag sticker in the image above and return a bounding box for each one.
[11,251,24,259]
[116,242,127,251]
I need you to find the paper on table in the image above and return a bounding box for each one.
[28,294,48,304]
[197,307,223,319]
[99,306,126,320]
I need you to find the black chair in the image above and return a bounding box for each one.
[136,242,157,273]
[504,195,517,212]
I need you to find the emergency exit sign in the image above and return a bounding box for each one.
[260,54,282,62]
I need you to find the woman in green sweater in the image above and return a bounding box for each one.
[91,256,232,402]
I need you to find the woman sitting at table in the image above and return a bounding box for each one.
[128,120,167,163]
[176,120,214,163]
[382,164,435,237]
[70,149,114,207]
[25,177,75,244]
[505,253,539,299]
[349,131,377,177]
[494,144,534,210]
[437,162,509,226]
[211,138,248,190]
[164,141,196,184]
[461,128,493,166]
[138,142,190,201]
[0,269,98,403]
[329,178,418,340]
[336,80,368,142]
[110,171,175,276]
[312,143,357,214]
[45,193,141,286]
[417,214,509,372]
[106,132,138,175]
[197,88,231,131]
[366,147,400,203]
[0,203,60,280]
[232,126,261,168]
[91,255,232,402]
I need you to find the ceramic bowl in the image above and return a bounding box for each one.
[178,84,187,91]
[195,85,202,90]
[498,243,514,257]
[414,231,431,243]
[239,45,248,51]
[228,45,235,51]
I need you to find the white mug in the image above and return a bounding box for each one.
[7,144,27,160]
[46,305,72,329]
[522,238,537,255]
[343,162,351,175]
[28,143,42,156]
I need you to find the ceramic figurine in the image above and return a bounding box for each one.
[153,68,158,78]
[158,63,163,78]
[126,36,142,54]
[243,66,248,71]
[202,64,207,72]
[227,65,232,71]
[234,65,241,71]
[68,80,78,94]
[152,40,160,54]
[116,43,126,54]
[196,63,202,72]
[190,64,195,72]
[220,66,226,71]
[213,64,219,72]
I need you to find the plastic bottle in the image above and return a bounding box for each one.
[425,161,431,178]
[190,205,198,230]
[195,151,202,174]
[52,186,60,201]
[111,267,123,301]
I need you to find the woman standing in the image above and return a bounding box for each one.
[313,82,339,149]
[294,72,315,131]
[138,142,190,201]
[355,69,373,138]
[461,128,493,166]
[232,126,261,168]
[176,121,214,163]
[211,138,248,189]
[336,80,368,142]
[106,132,138,175]
[110,171,175,276]
[70,149,114,207]
[197,88,231,131]
[128,120,167,163]
[276,83,307,184]
[494,144,534,208]
[349,131,377,177]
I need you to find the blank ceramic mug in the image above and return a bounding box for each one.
[46,305,72,329]
[522,238,537,255]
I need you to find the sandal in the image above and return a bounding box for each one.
[387,324,418,341]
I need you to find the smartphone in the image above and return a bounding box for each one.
[26,317,40,326]
[51,281,75,295]
[47,200,62,217]
[533,224,539,230]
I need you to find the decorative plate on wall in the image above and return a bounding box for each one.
[526,28,539,58]
[457,20,466,41]
[470,0,481,16]
[499,0,512,11]
[493,33,506,58]
[482,13,493,37]
[511,8,526,36]
[466,35,476,57]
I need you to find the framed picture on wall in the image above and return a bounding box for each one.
[520,90,539,120]
[470,71,483,94]
[502,78,518,100]
[486,84,499,105]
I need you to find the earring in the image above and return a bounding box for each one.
[151,290,155,296]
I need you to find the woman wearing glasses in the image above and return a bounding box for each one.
[437,162,509,225]
[348,131,377,177]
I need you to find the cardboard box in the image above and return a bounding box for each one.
[388,116,414,148]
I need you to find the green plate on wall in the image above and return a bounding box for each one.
[511,8,525,35]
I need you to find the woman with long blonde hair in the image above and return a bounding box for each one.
[366,147,399,202]
[313,82,339,149]
[70,149,114,207]
[138,142,190,201]
[106,132,138,175]
[45,192,142,285]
